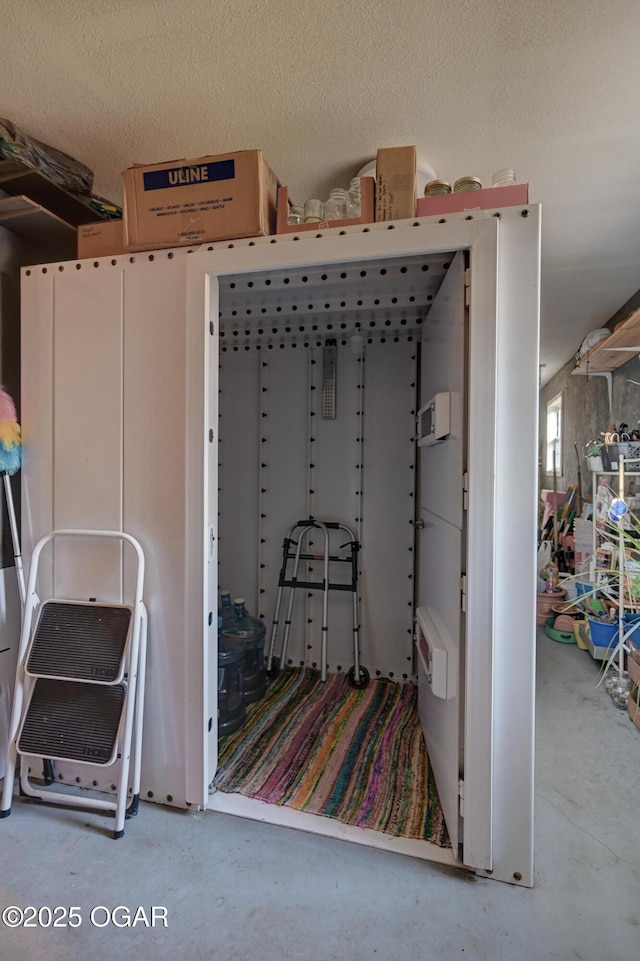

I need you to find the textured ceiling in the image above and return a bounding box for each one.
[3,0,640,383]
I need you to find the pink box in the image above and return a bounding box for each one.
[416,183,529,218]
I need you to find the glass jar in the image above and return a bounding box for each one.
[287,205,304,226]
[346,178,362,219]
[324,188,347,221]
[492,168,516,187]
[304,199,324,223]
[453,176,482,192]
[424,179,452,197]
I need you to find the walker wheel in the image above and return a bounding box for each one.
[347,665,370,689]
[266,657,280,679]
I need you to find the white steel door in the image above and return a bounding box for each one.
[415,250,466,854]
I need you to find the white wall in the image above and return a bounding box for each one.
[2,1,640,381]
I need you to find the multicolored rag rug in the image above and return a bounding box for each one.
[214,668,450,846]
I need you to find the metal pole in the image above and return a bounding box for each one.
[3,472,25,606]
[552,444,559,561]
[619,456,625,677]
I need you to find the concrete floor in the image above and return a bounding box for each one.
[1,629,639,961]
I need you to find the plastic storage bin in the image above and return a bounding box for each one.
[586,617,619,653]
[544,617,576,644]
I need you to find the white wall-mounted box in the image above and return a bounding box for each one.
[417,391,451,446]
[415,606,455,700]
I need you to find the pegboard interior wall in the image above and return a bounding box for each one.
[216,251,454,680]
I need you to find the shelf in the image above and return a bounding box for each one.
[0,159,98,227]
[572,308,640,374]
[0,195,77,258]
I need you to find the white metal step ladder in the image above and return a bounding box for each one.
[0,529,147,839]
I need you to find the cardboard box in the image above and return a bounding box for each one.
[416,183,529,218]
[627,649,640,686]
[276,177,375,234]
[122,150,279,251]
[628,685,640,731]
[375,146,416,222]
[77,219,125,259]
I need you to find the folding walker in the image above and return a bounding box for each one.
[266,519,369,688]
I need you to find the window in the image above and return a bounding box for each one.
[546,392,563,474]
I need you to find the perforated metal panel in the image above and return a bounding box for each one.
[218,253,453,348]
[215,252,444,679]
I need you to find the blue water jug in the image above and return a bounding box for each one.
[218,590,234,626]
[217,616,246,736]
[222,598,267,704]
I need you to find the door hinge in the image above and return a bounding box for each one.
[464,267,471,307]
[462,471,469,511]
[460,574,468,613]
[458,778,465,817]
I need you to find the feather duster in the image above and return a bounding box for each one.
[0,387,22,475]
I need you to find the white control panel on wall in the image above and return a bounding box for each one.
[417,391,451,447]
[415,605,456,700]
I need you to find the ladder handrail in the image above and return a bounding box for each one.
[19,529,146,665]
[27,528,145,599]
